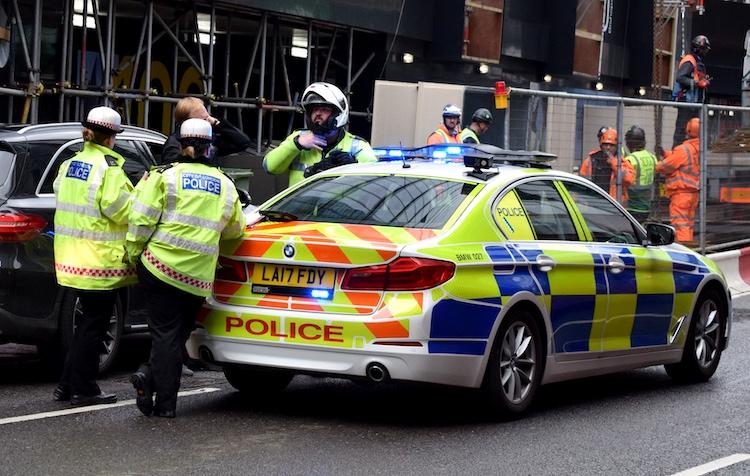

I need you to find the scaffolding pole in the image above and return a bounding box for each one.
[59,0,70,121]
[144,1,153,127]
[206,1,216,109]
[30,0,41,123]
[256,13,267,154]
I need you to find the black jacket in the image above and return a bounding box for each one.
[159,120,251,165]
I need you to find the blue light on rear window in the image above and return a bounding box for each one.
[446,146,462,155]
[374,149,387,156]
[310,289,331,299]
[388,149,403,157]
[432,150,447,159]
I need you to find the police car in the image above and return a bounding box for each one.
[190,143,731,418]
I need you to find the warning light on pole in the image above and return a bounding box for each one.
[494,81,508,110]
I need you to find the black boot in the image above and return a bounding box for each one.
[130,364,154,416]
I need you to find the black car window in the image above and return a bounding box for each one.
[39,140,150,193]
[514,180,578,241]
[39,141,82,194]
[0,146,15,198]
[14,141,66,195]
[268,175,478,229]
[564,181,641,244]
[144,141,164,165]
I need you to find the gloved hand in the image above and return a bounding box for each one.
[697,79,710,89]
[295,132,327,151]
[655,146,666,158]
[326,149,357,166]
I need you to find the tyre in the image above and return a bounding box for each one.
[665,290,725,383]
[38,291,124,375]
[484,309,543,419]
[223,364,294,395]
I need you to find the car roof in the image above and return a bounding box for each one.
[0,122,166,143]
[318,158,575,188]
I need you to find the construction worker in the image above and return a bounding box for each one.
[263,82,376,188]
[672,35,710,148]
[580,128,634,206]
[427,104,462,145]
[52,106,135,407]
[459,108,493,144]
[624,126,658,222]
[126,118,246,418]
[657,117,701,243]
[160,96,250,165]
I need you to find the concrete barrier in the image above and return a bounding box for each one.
[708,246,750,297]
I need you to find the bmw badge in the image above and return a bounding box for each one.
[283,244,296,258]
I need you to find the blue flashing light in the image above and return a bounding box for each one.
[310,289,331,299]
[446,146,462,155]
[388,149,403,157]
[374,149,387,156]
[432,150,447,159]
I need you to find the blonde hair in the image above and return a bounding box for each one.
[180,142,209,160]
[175,97,205,124]
[82,127,114,145]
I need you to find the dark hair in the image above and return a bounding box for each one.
[82,127,114,145]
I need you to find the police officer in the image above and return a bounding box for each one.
[624,126,658,222]
[127,118,246,418]
[263,82,376,188]
[459,108,493,144]
[52,106,135,406]
[672,35,710,148]
[427,104,462,145]
[160,96,250,165]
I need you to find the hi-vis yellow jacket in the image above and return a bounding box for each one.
[53,142,135,290]
[263,130,376,188]
[125,162,246,297]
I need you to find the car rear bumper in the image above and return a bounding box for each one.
[187,329,487,388]
[0,308,57,345]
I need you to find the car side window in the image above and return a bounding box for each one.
[514,180,578,241]
[22,141,67,194]
[143,141,163,165]
[39,141,83,194]
[114,140,150,185]
[563,181,642,244]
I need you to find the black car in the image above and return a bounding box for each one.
[0,122,166,372]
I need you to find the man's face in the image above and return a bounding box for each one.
[477,122,490,135]
[310,105,334,125]
[443,115,460,131]
[601,143,616,155]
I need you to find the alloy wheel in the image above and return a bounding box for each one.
[694,299,720,368]
[499,321,537,404]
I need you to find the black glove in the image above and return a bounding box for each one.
[303,150,357,178]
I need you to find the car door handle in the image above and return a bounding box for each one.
[608,256,626,274]
[535,255,555,273]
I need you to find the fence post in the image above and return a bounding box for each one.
[699,103,708,253]
[504,96,510,149]
[616,100,624,203]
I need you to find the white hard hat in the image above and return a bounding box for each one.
[442,104,462,117]
[301,82,349,128]
[179,118,213,142]
[82,106,123,134]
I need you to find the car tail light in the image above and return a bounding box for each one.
[0,212,47,242]
[342,257,455,291]
[215,256,248,282]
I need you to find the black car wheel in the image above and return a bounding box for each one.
[39,291,124,375]
[484,309,543,419]
[223,364,294,395]
[665,290,725,383]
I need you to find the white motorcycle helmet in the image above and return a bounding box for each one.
[301,82,349,134]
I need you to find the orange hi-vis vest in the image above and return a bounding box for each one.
[657,138,700,197]
[427,124,461,145]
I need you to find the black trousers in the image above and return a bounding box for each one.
[138,264,205,413]
[60,289,117,396]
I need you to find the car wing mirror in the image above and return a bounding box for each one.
[644,222,675,246]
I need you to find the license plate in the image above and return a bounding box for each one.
[252,263,335,299]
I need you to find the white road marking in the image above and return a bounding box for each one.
[670,454,750,476]
[0,387,221,426]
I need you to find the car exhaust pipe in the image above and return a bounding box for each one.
[366,362,389,383]
[199,346,215,363]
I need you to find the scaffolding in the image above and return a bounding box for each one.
[0,0,379,154]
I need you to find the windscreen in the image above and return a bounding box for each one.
[0,149,16,199]
[268,175,478,229]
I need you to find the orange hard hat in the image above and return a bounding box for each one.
[599,128,618,145]
[686,117,700,138]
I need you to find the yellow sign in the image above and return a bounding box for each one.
[254,264,335,289]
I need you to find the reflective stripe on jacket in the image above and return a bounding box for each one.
[125,162,246,297]
[262,130,377,188]
[53,142,135,290]
[625,149,658,213]
[656,138,700,197]
[458,127,480,144]
[427,125,461,145]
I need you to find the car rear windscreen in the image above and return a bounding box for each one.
[268,175,478,228]
[0,150,15,198]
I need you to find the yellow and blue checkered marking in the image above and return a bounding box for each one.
[426,243,713,356]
